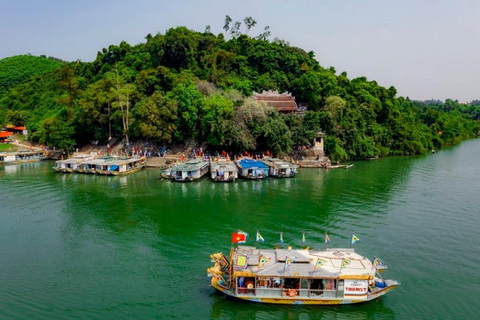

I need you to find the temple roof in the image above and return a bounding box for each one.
[253,91,299,113]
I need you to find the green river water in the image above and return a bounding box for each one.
[1,138,480,319]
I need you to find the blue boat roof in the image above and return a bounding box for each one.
[237,158,268,169]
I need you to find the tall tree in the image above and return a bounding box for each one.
[243,16,257,33]
[111,67,136,144]
[133,91,178,142]
[56,65,83,119]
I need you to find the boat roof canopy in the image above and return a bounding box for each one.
[174,159,209,171]
[233,246,374,280]
[237,159,268,169]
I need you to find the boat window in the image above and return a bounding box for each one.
[309,279,323,296]
[337,280,344,298]
[284,278,300,290]
[323,279,336,291]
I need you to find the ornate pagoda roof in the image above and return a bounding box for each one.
[253,91,299,113]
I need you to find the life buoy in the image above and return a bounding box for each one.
[288,289,297,297]
[246,281,254,289]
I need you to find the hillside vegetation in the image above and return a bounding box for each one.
[0,55,64,92]
[0,18,478,160]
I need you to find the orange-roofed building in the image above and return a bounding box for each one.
[12,126,26,133]
[253,91,299,113]
[0,131,13,142]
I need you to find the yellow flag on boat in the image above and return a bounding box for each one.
[373,257,385,269]
[258,255,271,269]
[234,254,248,269]
[284,256,295,270]
[351,234,360,246]
[256,230,265,243]
[341,258,351,269]
[325,232,331,244]
[314,258,327,271]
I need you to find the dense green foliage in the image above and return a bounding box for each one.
[0,55,64,92]
[414,99,480,121]
[0,21,478,160]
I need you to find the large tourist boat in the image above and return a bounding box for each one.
[0,150,48,164]
[262,158,298,178]
[208,235,400,305]
[235,158,268,180]
[95,156,146,176]
[170,158,210,182]
[210,159,238,182]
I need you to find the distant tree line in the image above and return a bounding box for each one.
[0,17,478,160]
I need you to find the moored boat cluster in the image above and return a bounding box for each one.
[160,157,298,182]
[52,154,146,176]
[0,150,48,164]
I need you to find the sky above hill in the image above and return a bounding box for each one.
[1,0,478,102]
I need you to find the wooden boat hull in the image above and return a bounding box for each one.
[269,172,296,178]
[238,173,267,180]
[159,167,172,179]
[212,175,236,182]
[110,166,144,176]
[96,169,112,175]
[4,158,45,165]
[53,167,74,173]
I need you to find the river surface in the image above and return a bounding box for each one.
[1,139,480,319]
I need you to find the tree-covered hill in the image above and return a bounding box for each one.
[0,55,64,92]
[0,19,478,160]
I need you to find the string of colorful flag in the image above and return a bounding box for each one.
[231,230,386,272]
[231,230,361,247]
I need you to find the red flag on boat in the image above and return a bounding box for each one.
[244,151,249,156]
[232,231,247,243]
[222,150,227,156]
[266,150,271,156]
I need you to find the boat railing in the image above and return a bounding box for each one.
[236,287,338,298]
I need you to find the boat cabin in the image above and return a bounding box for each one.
[210,159,238,182]
[262,158,298,178]
[235,159,269,179]
[171,159,210,182]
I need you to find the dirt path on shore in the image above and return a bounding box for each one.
[8,139,43,151]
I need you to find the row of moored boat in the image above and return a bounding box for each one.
[53,155,146,176]
[161,158,298,182]
[0,150,48,164]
